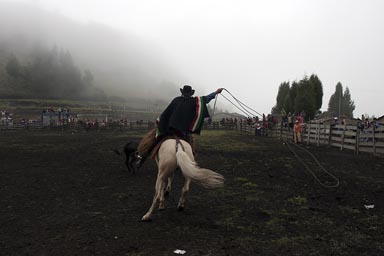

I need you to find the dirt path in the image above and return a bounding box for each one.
[1,130,383,255]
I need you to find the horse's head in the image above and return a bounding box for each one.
[132,152,145,169]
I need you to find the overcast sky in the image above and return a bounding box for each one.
[5,0,384,117]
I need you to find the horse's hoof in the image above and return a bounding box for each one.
[141,216,152,222]
[177,206,184,211]
[158,207,165,211]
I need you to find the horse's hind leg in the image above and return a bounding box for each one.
[164,174,174,197]
[177,178,191,211]
[142,174,166,221]
[158,180,166,210]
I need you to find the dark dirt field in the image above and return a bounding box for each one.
[1,129,383,256]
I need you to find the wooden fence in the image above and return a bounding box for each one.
[236,122,384,157]
[2,119,383,156]
[300,123,384,156]
[0,121,155,131]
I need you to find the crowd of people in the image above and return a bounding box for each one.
[356,116,381,131]
[280,111,306,143]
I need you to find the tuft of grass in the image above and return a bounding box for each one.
[234,177,249,183]
[288,195,308,205]
[242,182,258,189]
[216,209,243,230]
[265,217,285,232]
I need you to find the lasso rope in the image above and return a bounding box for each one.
[212,93,218,117]
[212,87,339,188]
[223,88,263,117]
[212,88,264,117]
[220,93,253,117]
[284,139,340,188]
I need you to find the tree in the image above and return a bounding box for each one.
[289,81,299,113]
[327,82,355,118]
[6,54,20,78]
[283,94,292,114]
[341,87,355,118]
[272,81,290,114]
[2,44,105,100]
[294,77,317,119]
[309,74,323,110]
[273,74,323,120]
[275,82,290,113]
[83,69,94,87]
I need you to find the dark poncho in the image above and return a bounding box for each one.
[156,96,210,138]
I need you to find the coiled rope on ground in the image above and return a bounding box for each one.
[284,139,340,188]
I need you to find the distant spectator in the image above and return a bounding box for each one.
[288,112,293,131]
[294,120,302,143]
[372,118,380,129]
[364,118,371,129]
[357,119,364,131]
[296,114,303,124]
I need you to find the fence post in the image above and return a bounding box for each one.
[373,125,376,156]
[355,127,359,155]
[328,124,332,145]
[317,123,320,146]
[340,124,346,151]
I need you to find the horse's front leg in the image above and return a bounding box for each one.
[142,174,165,221]
[177,178,191,211]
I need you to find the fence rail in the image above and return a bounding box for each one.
[236,122,384,157]
[0,121,155,131]
[2,120,383,157]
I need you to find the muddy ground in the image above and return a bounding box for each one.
[0,129,383,256]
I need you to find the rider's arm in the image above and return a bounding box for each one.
[203,88,223,104]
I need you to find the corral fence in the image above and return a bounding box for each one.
[234,121,384,157]
[0,120,155,132]
[2,119,383,157]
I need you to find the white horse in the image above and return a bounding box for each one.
[141,138,224,221]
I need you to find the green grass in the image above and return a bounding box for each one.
[287,195,308,205]
[242,181,258,189]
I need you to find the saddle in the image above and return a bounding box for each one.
[149,135,195,159]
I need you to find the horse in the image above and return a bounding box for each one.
[113,139,142,174]
[141,138,224,221]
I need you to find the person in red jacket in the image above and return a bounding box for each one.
[294,120,302,143]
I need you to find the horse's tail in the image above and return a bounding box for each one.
[176,150,224,189]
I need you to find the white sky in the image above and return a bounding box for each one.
[6,0,384,117]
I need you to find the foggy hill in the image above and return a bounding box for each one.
[0,1,180,103]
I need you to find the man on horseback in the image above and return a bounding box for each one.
[136,85,223,166]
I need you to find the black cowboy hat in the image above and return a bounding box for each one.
[180,85,195,97]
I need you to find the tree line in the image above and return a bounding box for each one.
[2,45,106,100]
[272,74,355,120]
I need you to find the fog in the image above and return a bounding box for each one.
[1,0,384,117]
[0,1,182,103]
